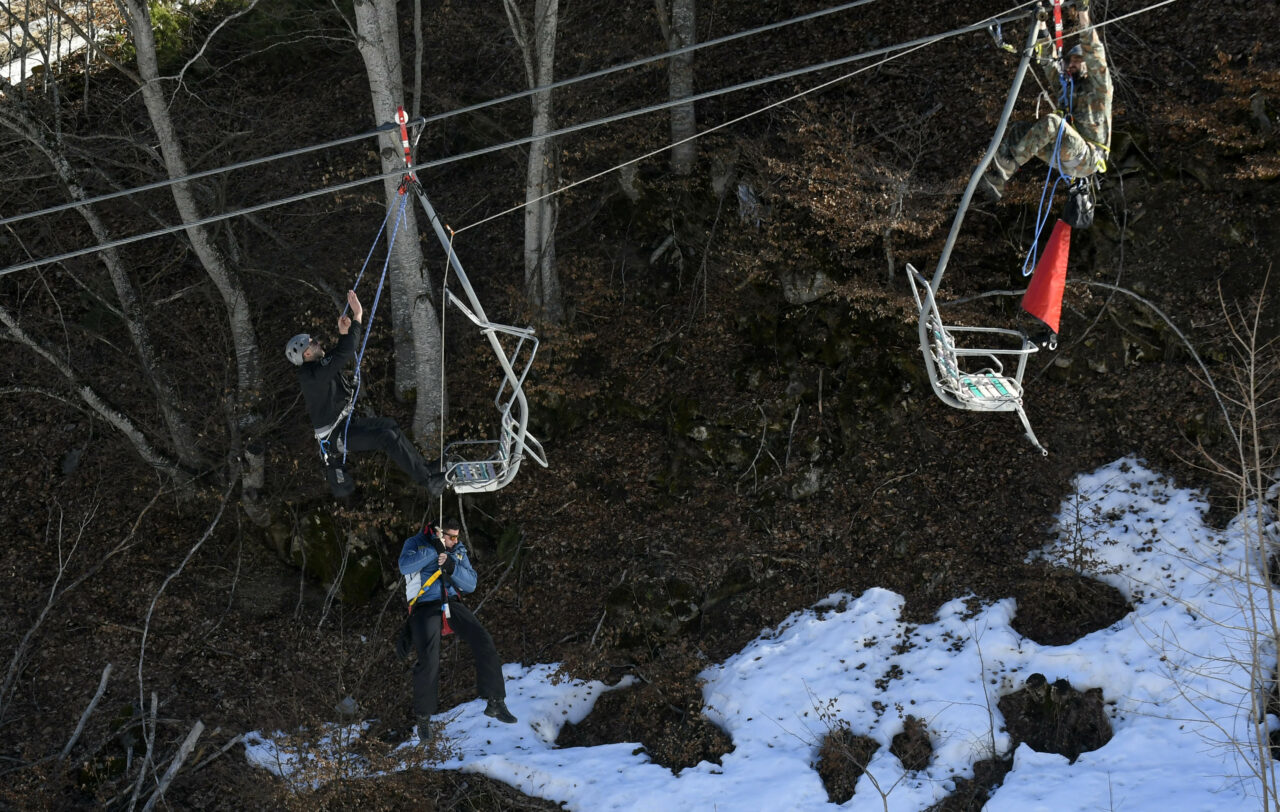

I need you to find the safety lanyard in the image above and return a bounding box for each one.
[408,568,444,610]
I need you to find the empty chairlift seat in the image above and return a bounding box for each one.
[906,264,1048,455]
[411,183,548,494]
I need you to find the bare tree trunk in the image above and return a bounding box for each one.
[0,108,205,470]
[0,305,182,478]
[655,0,697,175]
[351,0,445,443]
[120,0,267,523]
[504,0,563,322]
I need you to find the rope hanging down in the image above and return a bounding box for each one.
[318,112,418,467]
[337,191,409,464]
[1022,68,1076,276]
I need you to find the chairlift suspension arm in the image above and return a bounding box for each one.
[412,186,536,409]
[929,8,1045,294]
[406,175,547,490]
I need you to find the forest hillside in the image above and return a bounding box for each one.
[0,0,1277,808]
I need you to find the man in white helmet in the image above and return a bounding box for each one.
[286,290,445,496]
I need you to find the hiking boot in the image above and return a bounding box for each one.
[990,149,1018,182]
[484,698,517,724]
[1029,328,1058,351]
[979,171,1005,201]
[414,718,433,744]
[980,150,1018,201]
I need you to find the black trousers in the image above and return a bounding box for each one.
[341,416,437,487]
[409,598,505,720]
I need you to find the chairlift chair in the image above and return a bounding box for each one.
[440,288,547,493]
[906,264,1047,455]
[903,12,1051,456]
[411,185,549,494]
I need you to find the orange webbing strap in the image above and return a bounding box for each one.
[1052,0,1064,54]
[395,106,417,194]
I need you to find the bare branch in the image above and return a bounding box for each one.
[140,719,204,812]
[46,0,141,83]
[0,303,184,479]
[61,662,112,761]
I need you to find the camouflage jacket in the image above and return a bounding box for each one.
[1039,24,1113,156]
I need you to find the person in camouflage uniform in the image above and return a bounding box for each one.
[982,7,1111,201]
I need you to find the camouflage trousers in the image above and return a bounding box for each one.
[1009,113,1101,179]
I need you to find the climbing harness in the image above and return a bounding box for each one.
[408,568,444,610]
[405,566,454,636]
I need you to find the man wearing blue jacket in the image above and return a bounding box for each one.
[399,517,515,743]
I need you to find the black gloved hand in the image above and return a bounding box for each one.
[427,529,446,556]
[441,553,457,576]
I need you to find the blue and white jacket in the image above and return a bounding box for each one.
[399,528,478,605]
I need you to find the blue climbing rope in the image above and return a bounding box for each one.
[332,107,423,465]
[343,195,400,318]
[338,190,412,463]
[1021,70,1076,276]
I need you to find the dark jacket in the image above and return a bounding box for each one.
[399,529,479,605]
[297,321,361,432]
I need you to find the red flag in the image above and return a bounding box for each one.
[1022,219,1071,334]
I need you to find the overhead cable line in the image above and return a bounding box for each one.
[411,4,1038,182]
[454,2,1041,234]
[1,168,400,276]
[0,10,1023,277]
[1,1,881,230]
[0,119,420,228]
[418,0,883,127]
[1,0,1177,277]
[457,0,1178,235]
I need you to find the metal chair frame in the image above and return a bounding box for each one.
[907,265,1047,455]
[413,185,548,493]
